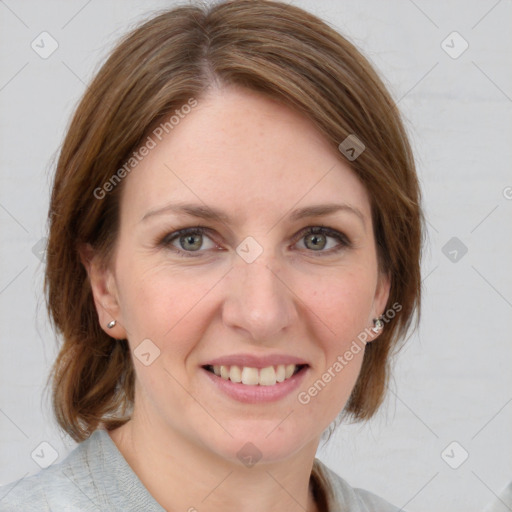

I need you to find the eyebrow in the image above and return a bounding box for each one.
[141,202,366,227]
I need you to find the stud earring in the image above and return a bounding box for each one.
[107,320,117,329]
[371,317,384,334]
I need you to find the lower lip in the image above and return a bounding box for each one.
[201,367,309,404]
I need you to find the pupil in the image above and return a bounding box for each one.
[306,233,326,250]
[181,234,202,251]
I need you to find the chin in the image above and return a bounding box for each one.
[196,418,318,467]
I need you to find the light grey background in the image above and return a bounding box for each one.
[1,1,511,511]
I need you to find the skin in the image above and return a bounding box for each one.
[83,85,390,512]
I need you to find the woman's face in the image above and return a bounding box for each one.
[91,85,389,464]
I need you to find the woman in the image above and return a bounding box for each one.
[0,1,422,510]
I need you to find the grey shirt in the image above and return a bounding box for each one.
[0,429,403,511]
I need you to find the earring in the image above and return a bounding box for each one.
[107,320,117,329]
[371,317,384,334]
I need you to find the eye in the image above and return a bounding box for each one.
[295,226,350,254]
[160,227,219,256]
[158,225,351,258]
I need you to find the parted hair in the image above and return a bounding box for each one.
[45,0,423,442]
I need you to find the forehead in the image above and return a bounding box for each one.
[120,86,371,227]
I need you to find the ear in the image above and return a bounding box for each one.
[79,243,127,339]
[368,271,391,342]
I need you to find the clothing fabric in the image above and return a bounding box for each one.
[0,429,402,511]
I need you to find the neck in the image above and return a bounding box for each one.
[108,413,321,512]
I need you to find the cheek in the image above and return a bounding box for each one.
[302,268,376,345]
[115,258,221,350]
[117,253,376,347]
[296,272,372,418]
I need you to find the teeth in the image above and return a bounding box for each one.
[285,364,295,379]
[259,366,276,386]
[229,365,242,383]
[241,367,259,385]
[209,364,302,385]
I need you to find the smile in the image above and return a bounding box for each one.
[203,364,306,386]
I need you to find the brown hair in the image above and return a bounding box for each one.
[45,0,423,442]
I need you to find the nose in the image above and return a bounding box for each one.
[221,252,299,342]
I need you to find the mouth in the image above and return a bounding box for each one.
[202,364,308,386]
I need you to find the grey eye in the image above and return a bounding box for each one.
[303,232,327,250]
[163,228,217,253]
[296,227,346,252]
[179,233,203,251]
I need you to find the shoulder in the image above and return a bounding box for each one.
[313,458,404,512]
[0,430,108,512]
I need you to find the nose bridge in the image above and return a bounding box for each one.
[222,249,296,340]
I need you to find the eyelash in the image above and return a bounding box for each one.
[157,225,351,258]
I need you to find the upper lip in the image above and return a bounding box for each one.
[202,353,309,369]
